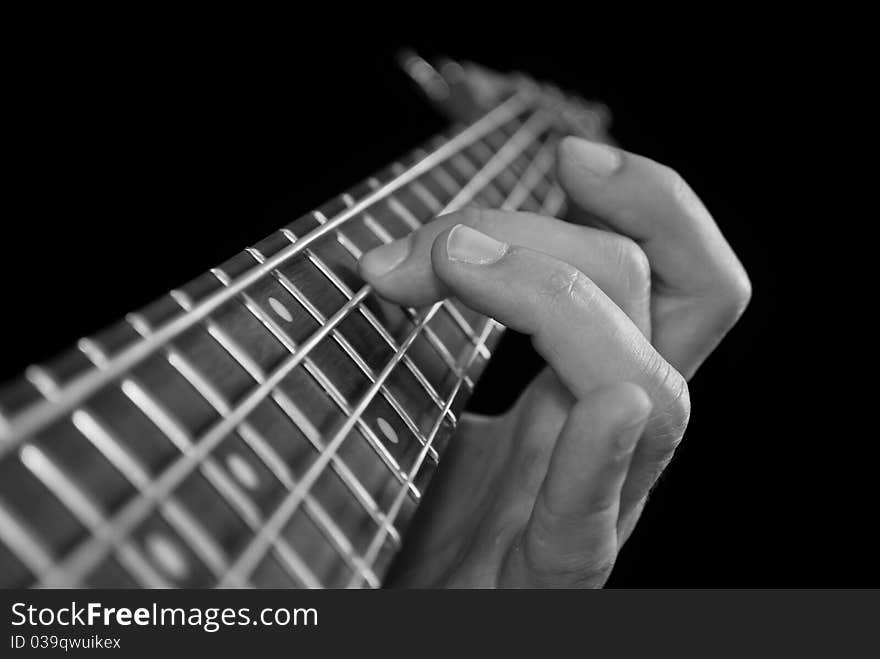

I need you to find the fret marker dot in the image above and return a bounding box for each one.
[376,417,398,444]
[227,452,260,490]
[145,533,189,581]
[268,296,293,322]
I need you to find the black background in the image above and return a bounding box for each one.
[2,26,870,586]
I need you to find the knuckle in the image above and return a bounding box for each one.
[718,266,753,326]
[540,263,598,309]
[530,263,596,359]
[662,366,691,441]
[644,354,691,447]
[627,368,690,495]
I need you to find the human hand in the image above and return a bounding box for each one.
[358,137,750,587]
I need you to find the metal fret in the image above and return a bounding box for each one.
[72,409,153,489]
[347,207,488,377]
[159,501,227,578]
[414,324,474,387]
[266,391,392,529]
[324,228,477,392]
[71,409,229,587]
[206,284,413,576]
[362,213,394,244]
[350,318,497,587]
[37,286,372,585]
[215,281,397,534]
[426,160,463,197]
[236,424,384,588]
[117,381,232,580]
[467,139,497,166]
[121,379,191,454]
[541,182,567,216]
[108,545,172,588]
[502,139,557,211]
[236,421,397,548]
[220,304,443,586]
[299,365,419,510]
[19,444,169,587]
[68,408,214,587]
[390,164,443,213]
[447,110,554,213]
[0,500,54,579]
[212,265,417,513]
[293,246,452,432]
[0,91,536,450]
[25,366,60,401]
[303,358,421,497]
[74,355,315,588]
[268,538,321,589]
[381,190,423,232]
[200,267,422,512]
[411,113,556,367]
[164,294,385,586]
[155,316,379,588]
[298,493,380,588]
[251,242,449,450]
[449,152,480,179]
[440,302,492,361]
[3,92,560,587]
[77,338,110,369]
[327,225,479,396]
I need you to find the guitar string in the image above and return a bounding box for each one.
[0,84,604,586]
[35,288,371,586]
[221,110,557,587]
[31,106,556,587]
[347,137,562,587]
[320,138,560,588]
[12,94,592,587]
[351,320,497,588]
[25,117,544,588]
[0,90,539,452]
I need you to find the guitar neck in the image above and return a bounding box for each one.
[0,86,608,588]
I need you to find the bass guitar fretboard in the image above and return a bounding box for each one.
[0,86,607,588]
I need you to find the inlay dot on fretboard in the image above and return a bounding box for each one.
[376,417,399,444]
[145,533,189,581]
[267,296,293,322]
[226,452,260,490]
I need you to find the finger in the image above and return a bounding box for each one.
[506,383,651,587]
[359,206,652,334]
[429,223,690,521]
[557,136,752,377]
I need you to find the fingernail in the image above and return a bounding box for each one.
[359,238,410,277]
[446,224,508,265]
[567,137,621,177]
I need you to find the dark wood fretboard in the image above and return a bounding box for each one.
[0,84,608,588]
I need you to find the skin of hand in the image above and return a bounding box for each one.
[358,136,751,588]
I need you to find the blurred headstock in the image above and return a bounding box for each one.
[397,51,612,142]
